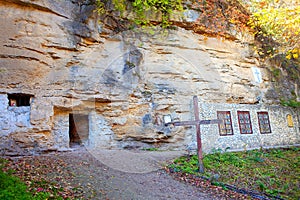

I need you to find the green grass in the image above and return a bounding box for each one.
[0,158,54,200]
[169,147,300,199]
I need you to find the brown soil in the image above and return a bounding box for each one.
[3,147,248,199]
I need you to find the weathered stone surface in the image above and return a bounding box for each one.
[89,111,114,148]
[0,0,299,155]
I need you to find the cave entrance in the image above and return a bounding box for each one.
[69,114,89,147]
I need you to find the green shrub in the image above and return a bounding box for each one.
[280,99,300,108]
[0,159,33,200]
[0,158,51,200]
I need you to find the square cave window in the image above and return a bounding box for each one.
[257,112,271,134]
[8,93,33,107]
[237,111,253,134]
[217,111,234,136]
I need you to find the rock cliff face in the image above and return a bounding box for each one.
[0,0,299,155]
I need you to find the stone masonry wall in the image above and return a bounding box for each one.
[0,93,54,155]
[198,103,300,152]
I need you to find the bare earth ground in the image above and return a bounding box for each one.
[4,147,248,200]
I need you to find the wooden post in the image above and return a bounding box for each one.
[193,96,205,173]
[165,96,222,173]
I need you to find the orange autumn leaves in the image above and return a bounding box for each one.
[189,0,250,36]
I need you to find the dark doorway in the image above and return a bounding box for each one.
[69,114,89,147]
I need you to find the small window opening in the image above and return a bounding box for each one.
[8,93,33,107]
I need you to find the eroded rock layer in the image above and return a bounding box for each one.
[0,0,299,155]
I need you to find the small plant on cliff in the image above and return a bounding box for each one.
[142,147,160,151]
[95,0,183,28]
[280,99,300,108]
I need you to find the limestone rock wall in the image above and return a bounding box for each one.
[0,0,299,155]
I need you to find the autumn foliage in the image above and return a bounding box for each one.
[247,0,300,59]
[185,0,250,38]
[96,0,300,59]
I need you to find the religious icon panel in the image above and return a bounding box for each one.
[217,111,234,136]
[257,112,271,134]
[237,111,253,134]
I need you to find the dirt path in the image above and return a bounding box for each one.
[54,147,217,200]
[5,147,226,200]
[86,148,185,173]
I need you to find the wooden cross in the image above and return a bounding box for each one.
[166,96,222,173]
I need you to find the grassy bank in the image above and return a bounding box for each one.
[0,158,50,199]
[0,158,67,200]
[168,147,299,199]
